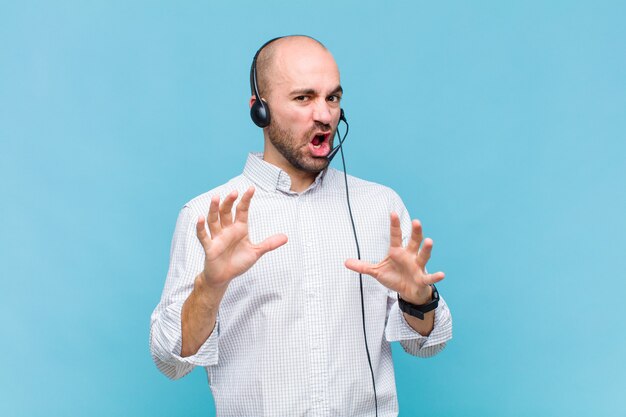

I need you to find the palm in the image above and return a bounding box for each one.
[196,187,288,287]
[345,212,444,304]
[366,248,420,295]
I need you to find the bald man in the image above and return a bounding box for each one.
[150,36,452,417]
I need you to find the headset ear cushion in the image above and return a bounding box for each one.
[251,99,271,128]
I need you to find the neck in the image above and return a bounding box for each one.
[262,145,317,193]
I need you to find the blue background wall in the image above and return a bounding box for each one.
[1,1,625,416]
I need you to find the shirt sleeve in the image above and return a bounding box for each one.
[149,206,220,380]
[383,189,453,357]
[385,293,453,357]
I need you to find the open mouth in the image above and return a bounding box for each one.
[309,132,331,157]
[311,133,330,148]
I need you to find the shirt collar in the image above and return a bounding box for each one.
[243,152,328,194]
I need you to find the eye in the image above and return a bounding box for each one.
[328,95,342,103]
[294,96,309,102]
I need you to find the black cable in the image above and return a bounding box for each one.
[336,122,379,417]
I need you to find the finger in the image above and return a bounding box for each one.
[406,219,423,253]
[235,187,255,224]
[423,271,445,285]
[344,259,378,278]
[417,237,434,267]
[389,212,402,248]
[219,190,238,227]
[254,233,288,257]
[195,216,212,250]
[207,195,221,237]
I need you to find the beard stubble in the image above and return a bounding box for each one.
[267,120,334,174]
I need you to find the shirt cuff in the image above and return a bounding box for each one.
[385,295,453,349]
[159,300,220,367]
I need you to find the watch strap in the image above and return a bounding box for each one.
[397,285,440,320]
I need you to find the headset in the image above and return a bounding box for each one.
[250,36,379,417]
[249,36,279,128]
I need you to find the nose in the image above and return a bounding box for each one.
[312,99,333,126]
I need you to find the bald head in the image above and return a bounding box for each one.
[254,36,335,99]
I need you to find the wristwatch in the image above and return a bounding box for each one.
[397,285,439,320]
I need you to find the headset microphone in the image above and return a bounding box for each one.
[327,109,349,162]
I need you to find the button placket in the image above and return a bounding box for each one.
[300,193,329,413]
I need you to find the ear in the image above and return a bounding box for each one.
[249,95,256,109]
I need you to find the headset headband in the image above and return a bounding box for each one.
[250,36,285,100]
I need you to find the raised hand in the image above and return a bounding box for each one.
[195,186,288,289]
[344,212,445,305]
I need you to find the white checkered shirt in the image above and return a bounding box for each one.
[150,153,452,417]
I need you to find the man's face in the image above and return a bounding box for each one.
[260,42,343,174]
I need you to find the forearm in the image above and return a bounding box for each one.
[181,273,228,357]
[402,310,435,336]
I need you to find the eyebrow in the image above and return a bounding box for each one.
[289,85,343,96]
